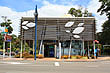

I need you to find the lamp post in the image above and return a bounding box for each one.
[34,5,38,60]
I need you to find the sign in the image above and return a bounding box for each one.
[4,35,12,42]
[5,28,8,32]
[6,40,11,42]
[0,27,8,34]
[1,32,7,35]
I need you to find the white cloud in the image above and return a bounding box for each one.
[0,0,107,36]
[38,0,78,17]
[0,2,77,36]
[87,0,107,32]
[0,6,34,36]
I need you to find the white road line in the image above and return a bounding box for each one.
[25,65,53,67]
[1,62,54,67]
[101,61,110,64]
[87,65,99,68]
[55,62,60,66]
[2,62,28,65]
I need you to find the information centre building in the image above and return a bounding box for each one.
[20,17,96,58]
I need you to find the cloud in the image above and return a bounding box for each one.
[38,0,79,17]
[0,1,79,36]
[0,0,106,36]
[0,6,34,36]
[87,0,107,32]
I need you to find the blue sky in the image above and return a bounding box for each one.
[0,0,90,12]
[0,0,107,35]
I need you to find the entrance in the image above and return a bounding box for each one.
[44,44,54,57]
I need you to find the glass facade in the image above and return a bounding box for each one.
[56,40,83,58]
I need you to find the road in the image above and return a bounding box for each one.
[0,60,110,73]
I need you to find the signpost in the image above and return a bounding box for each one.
[5,35,12,58]
[0,27,12,58]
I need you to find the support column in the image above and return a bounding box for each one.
[33,40,34,55]
[69,38,72,59]
[88,41,90,57]
[9,41,11,58]
[82,40,84,56]
[93,41,95,58]
[3,41,5,58]
[24,40,26,52]
[20,40,23,58]
[39,41,43,55]
[42,44,44,57]
[59,42,61,59]
[54,45,57,58]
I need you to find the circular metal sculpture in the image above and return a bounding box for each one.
[65,22,74,27]
[65,30,70,33]
[78,23,84,27]
[72,27,84,34]
[26,22,35,27]
[73,35,80,39]
[22,26,29,30]
[22,21,28,25]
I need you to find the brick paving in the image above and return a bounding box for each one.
[1,57,110,62]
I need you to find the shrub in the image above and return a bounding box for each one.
[15,54,20,58]
[71,55,77,59]
[76,55,82,59]
[61,55,69,59]
[38,54,44,59]
[81,56,88,59]
[15,52,34,58]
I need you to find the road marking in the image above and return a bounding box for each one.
[101,61,110,64]
[26,65,53,67]
[1,62,54,67]
[55,62,60,66]
[3,62,28,65]
[87,65,99,68]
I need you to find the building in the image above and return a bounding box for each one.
[20,17,96,58]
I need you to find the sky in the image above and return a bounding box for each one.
[0,0,107,36]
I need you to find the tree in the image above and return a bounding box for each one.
[0,19,13,34]
[97,0,110,20]
[0,34,4,49]
[68,7,93,17]
[11,35,21,51]
[68,8,82,17]
[97,20,110,45]
[83,8,93,17]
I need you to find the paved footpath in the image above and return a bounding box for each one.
[1,56,110,62]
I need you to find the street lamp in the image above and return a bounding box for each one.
[34,5,38,60]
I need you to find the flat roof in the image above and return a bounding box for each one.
[22,16,95,19]
[21,16,95,22]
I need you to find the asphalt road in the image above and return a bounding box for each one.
[0,60,110,73]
